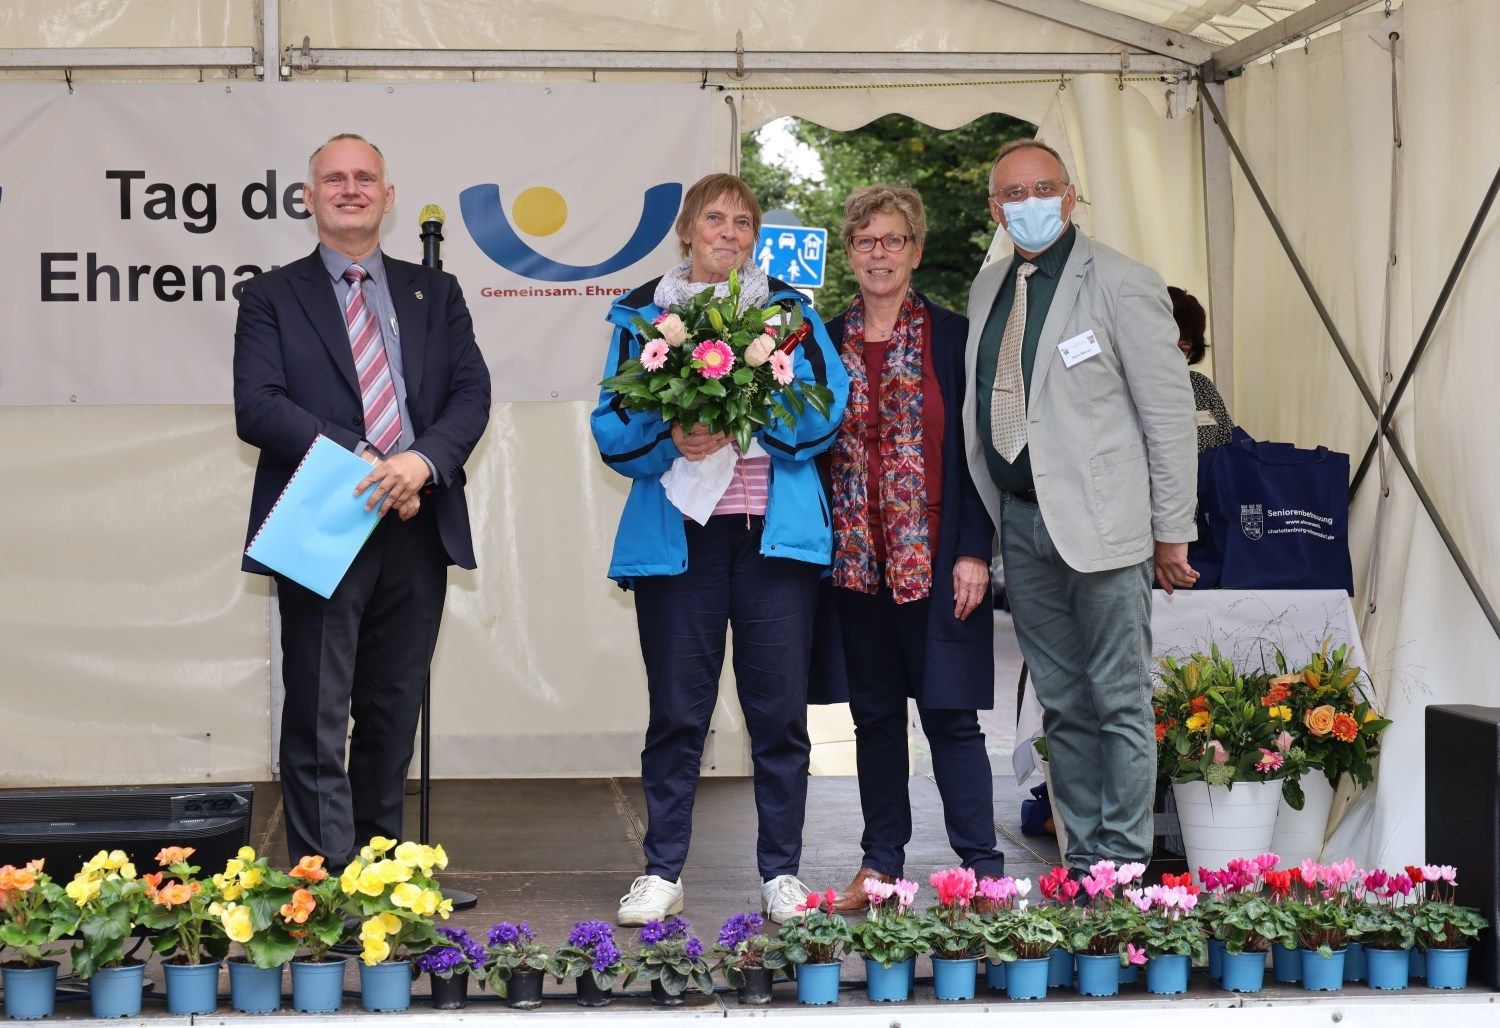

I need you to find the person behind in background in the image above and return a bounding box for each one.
[816,185,1004,911]
[1168,285,1233,451]
[234,133,491,868]
[963,139,1196,872]
[591,173,850,926]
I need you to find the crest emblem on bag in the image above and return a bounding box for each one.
[1241,504,1264,541]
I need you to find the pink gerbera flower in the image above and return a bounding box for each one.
[640,339,669,372]
[692,339,735,379]
[1255,748,1285,772]
[769,350,794,386]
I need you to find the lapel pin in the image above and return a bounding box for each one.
[414,290,424,300]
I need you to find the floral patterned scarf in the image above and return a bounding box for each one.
[831,290,932,603]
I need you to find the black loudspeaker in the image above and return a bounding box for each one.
[1425,705,1500,989]
[0,784,253,879]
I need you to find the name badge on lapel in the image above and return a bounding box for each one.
[1058,329,1102,368]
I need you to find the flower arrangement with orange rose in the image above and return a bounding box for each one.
[138,847,229,967]
[338,837,452,966]
[0,860,76,968]
[1154,646,1287,792]
[1271,641,1390,795]
[276,856,347,963]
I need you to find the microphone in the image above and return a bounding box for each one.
[418,203,445,270]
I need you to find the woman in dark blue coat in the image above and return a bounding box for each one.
[816,185,1003,910]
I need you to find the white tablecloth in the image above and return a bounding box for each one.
[1011,589,1366,781]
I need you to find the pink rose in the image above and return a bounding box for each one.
[744,334,776,367]
[653,312,688,347]
[640,339,669,372]
[769,350,794,386]
[1205,740,1229,764]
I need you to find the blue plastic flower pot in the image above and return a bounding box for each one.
[88,962,145,1019]
[796,961,840,1005]
[1006,957,1049,1001]
[1119,960,1138,985]
[932,957,978,1001]
[1365,947,1409,991]
[1145,953,1189,995]
[228,958,284,1014]
[359,960,413,1012]
[1300,949,1345,991]
[864,959,911,1003]
[163,960,221,1015]
[1424,948,1470,990]
[2,961,58,1020]
[984,958,1007,991]
[1409,947,1426,980]
[1221,949,1266,993]
[1272,942,1302,983]
[1207,938,1225,979]
[1047,948,1073,988]
[1075,953,1120,996]
[292,958,347,1013]
[1343,941,1366,982]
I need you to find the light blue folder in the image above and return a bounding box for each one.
[246,435,382,598]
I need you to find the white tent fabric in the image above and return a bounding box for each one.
[2,0,1496,872]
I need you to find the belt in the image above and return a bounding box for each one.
[1005,488,1038,503]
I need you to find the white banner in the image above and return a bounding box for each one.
[0,82,714,403]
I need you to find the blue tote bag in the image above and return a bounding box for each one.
[1192,428,1353,593]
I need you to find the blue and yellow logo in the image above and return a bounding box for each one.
[459,181,682,283]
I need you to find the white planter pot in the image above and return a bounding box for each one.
[1270,772,1337,868]
[1040,758,1070,859]
[1172,779,1281,880]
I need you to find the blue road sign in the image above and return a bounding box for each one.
[755,225,827,289]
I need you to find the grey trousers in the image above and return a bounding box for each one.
[1000,494,1155,867]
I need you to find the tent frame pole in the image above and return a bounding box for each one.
[1195,80,1500,642]
[1198,80,1235,414]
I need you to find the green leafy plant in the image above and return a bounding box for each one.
[977,904,1066,963]
[850,884,926,968]
[138,847,229,966]
[276,857,346,963]
[777,890,853,966]
[1216,895,1296,955]
[0,860,77,967]
[1355,901,1416,951]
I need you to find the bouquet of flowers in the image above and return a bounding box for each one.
[921,867,982,960]
[63,849,151,979]
[1271,642,1390,799]
[1069,861,1148,958]
[600,269,834,453]
[777,889,853,966]
[210,845,300,969]
[849,878,924,968]
[1406,865,1489,950]
[1155,647,1289,791]
[480,922,549,998]
[138,847,228,966]
[630,916,714,998]
[418,926,486,981]
[710,912,788,988]
[0,860,75,968]
[275,856,345,963]
[550,919,628,991]
[339,837,452,966]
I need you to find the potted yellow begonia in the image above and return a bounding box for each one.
[213,846,299,1013]
[63,850,151,1018]
[339,837,452,1012]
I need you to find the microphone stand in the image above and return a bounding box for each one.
[416,207,476,911]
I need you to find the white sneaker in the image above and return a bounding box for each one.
[761,874,814,924]
[616,874,684,926]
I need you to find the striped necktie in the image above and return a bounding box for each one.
[342,264,402,456]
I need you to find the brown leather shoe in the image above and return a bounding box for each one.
[832,867,894,913]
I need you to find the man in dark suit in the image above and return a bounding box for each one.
[234,133,490,867]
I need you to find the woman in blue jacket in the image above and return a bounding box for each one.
[816,185,1004,911]
[591,173,849,926]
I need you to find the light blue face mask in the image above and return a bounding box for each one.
[1001,195,1067,252]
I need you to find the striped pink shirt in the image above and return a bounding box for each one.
[711,455,770,517]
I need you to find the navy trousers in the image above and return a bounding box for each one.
[834,583,1005,879]
[633,515,820,882]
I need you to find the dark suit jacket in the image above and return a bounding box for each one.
[810,296,997,710]
[233,247,491,574]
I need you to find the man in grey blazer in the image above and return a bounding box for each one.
[962,139,1197,870]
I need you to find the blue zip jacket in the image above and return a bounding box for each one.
[591,275,850,585]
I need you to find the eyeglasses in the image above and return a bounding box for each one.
[849,233,911,253]
[989,179,1070,204]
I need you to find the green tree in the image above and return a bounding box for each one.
[740,113,1032,314]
